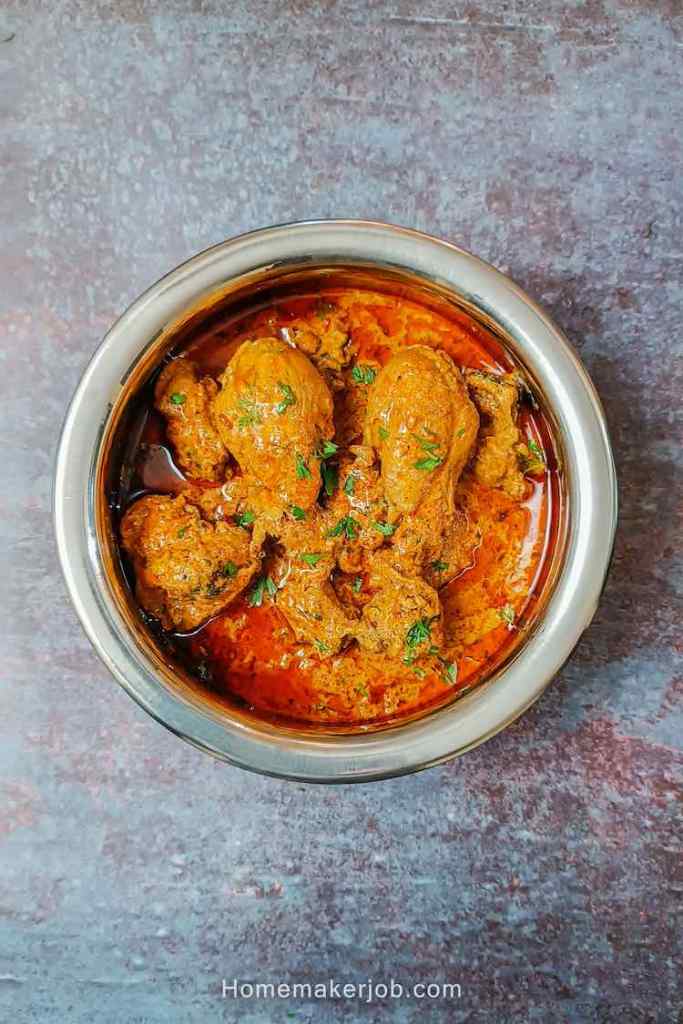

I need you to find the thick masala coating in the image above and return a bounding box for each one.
[120,494,257,631]
[211,337,335,512]
[155,357,228,481]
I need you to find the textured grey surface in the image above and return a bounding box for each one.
[1,2,682,1022]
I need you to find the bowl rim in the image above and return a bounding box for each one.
[53,218,618,782]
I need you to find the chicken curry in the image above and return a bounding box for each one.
[117,286,560,727]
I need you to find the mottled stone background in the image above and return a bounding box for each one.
[1,1,681,1021]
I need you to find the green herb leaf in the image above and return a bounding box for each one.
[290,505,306,521]
[237,393,262,429]
[413,432,444,470]
[518,439,546,475]
[317,439,339,460]
[295,453,312,480]
[414,433,441,454]
[313,638,330,655]
[327,515,359,541]
[499,603,515,628]
[412,665,427,679]
[406,617,434,649]
[352,576,363,593]
[378,425,389,441]
[222,561,238,578]
[456,427,466,438]
[301,552,323,567]
[351,364,377,385]
[169,392,186,406]
[343,473,356,496]
[431,559,448,572]
[321,461,338,497]
[443,661,458,685]
[373,520,396,536]
[414,455,443,471]
[177,527,187,538]
[275,381,296,414]
[234,510,255,529]
[248,577,266,607]
[248,575,276,607]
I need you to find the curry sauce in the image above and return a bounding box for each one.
[117,287,560,727]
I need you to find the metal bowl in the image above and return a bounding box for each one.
[54,220,617,782]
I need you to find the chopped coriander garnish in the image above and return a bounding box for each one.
[373,520,396,536]
[351,364,377,385]
[456,426,466,438]
[431,559,448,572]
[248,578,266,607]
[412,665,427,679]
[355,682,369,699]
[290,505,306,521]
[234,509,255,529]
[413,433,444,471]
[222,561,238,578]
[343,473,356,496]
[378,426,389,441]
[414,433,440,454]
[321,461,338,497]
[177,527,187,538]
[275,381,296,414]
[414,455,443,471]
[352,575,363,593]
[406,617,434,649]
[442,661,458,685]
[301,552,323,567]
[327,515,359,541]
[295,453,312,480]
[169,392,186,406]
[518,439,546,475]
[237,393,262,430]
[313,638,330,655]
[499,603,515,628]
[248,575,277,607]
[317,439,339,460]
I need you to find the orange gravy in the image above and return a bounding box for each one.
[126,288,560,728]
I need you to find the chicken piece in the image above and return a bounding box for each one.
[120,494,257,631]
[155,358,228,481]
[280,300,353,378]
[355,557,443,660]
[324,444,387,574]
[393,492,474,588]
[184,482,237,523]
[363,346,479,580]
[364,345,479,518]
[211,337,335,512]
[333,358,383,446]
[270,515,358,656]
[465,370,526,499]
